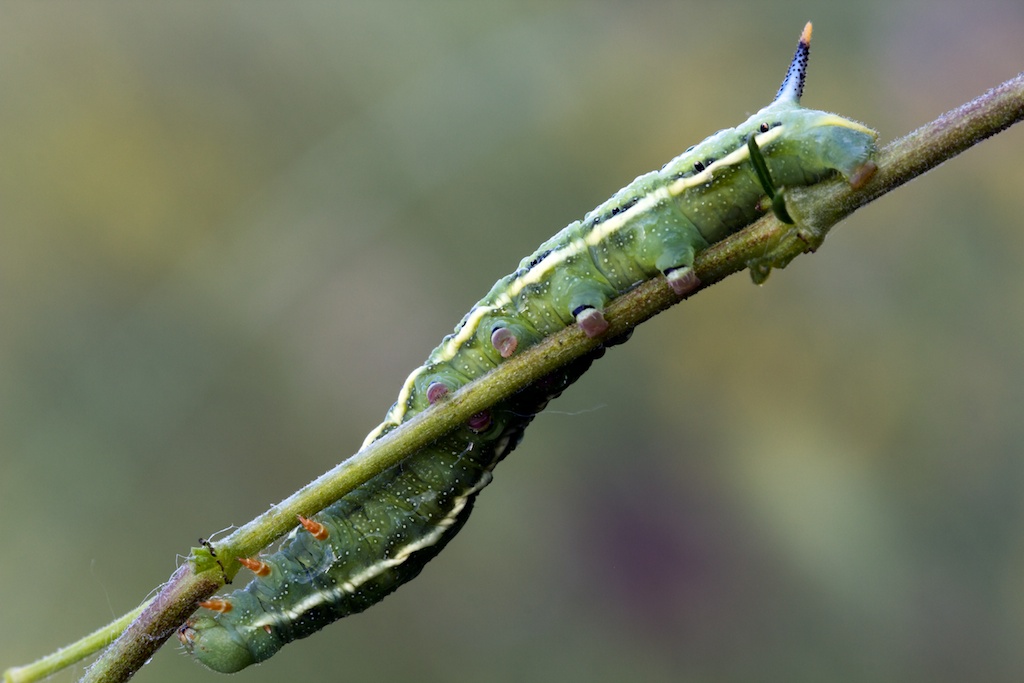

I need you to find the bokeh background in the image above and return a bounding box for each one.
[2,2,1023,682]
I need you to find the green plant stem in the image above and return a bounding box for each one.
[3,604,151,683]
[4,72,1021,683]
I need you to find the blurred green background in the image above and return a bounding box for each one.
[2,2,1023,682]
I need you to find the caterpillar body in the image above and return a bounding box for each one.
[179,23,876,673]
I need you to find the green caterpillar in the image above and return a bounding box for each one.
[179,22,876,673]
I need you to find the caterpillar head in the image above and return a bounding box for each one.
[178,616,256,674]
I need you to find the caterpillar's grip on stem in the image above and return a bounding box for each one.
[178,22,877,673]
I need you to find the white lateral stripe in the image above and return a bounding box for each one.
[250,485,477,630]
[667,126,784,197]
[364,125,783,438]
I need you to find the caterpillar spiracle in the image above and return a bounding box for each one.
[179,22,877,673]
